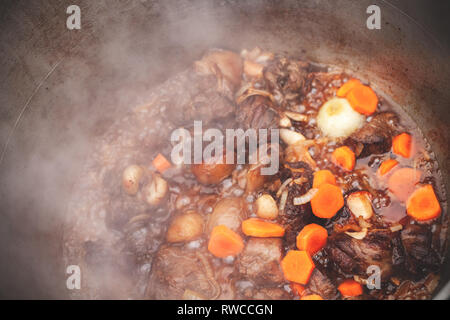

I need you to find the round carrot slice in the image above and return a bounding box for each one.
[311,183,344,218]
[388,167,422,202]
[392,133,413,158]
[337,79,362,97]
[281,250,315,285]
[406,184,441,221]
[346,85,378,115]
[332,146,356,171]
[241,218,285,237]
[378,159,399,176]
[296,223,328,255]
[313,169,336,188]
[338,279,363,297]
[208,225,244,258]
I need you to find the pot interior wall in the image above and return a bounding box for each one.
[0,0,448,298]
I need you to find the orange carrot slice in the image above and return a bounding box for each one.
[337,79,362,97]
[281,250,315,285]
[296,223,328,256]
[378,159,399,176]
[346,85,378,115]
[388,167,422,202]
[311,183,344,218]
[332,146,356,171]
[313,169,336,188]
[301,294,324,300]
[241,218,285,237]
[152,153,172,173]
[338,279,363,297]
[392,133,413,158]
[406,184,441,221]
[208,225,244,258]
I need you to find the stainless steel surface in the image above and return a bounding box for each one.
[0,0,448,299]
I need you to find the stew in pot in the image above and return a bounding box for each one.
[63,48,447,300]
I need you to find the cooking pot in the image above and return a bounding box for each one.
[0,0,448,299]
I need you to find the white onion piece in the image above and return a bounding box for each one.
[280,129,306,145]
[279,190,288,213]
[345,228,368,240]
[317,97,365,138]
[347,191,374,220]
[285,111,308,122]
[279,116,292,128]
[276,178,292,198]
[390,224,403,232]
[293,188,318,205]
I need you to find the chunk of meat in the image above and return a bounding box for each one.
[348,112,401,157]
[326,230,394,280]
[307,267,338,300]
[238,238,284,285]
[147,246,223,300]
[236,96,279,131]
[278,162,314,250]
[194,49,243,99]
[399,223,441,277]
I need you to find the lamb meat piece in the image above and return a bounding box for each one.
[399,223,441,277]
[236,95,279,131]
[147,245,223,300]
[348,112,401,157]
[238,238,284,286]
[326,229,394,280]
[307,267,338,300]
[279,162,314,250]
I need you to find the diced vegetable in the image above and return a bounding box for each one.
[255,194,279,220]
[332,146,356,171]
[317,97,365,138]
[388,167,421,202]
[122,165,144,195]
[296,223,328,256]
[345,228,368,240]
[346,84,378,115]
[406,184,441,221]
[152,153,172,173]
[392,133,413,158]
[378,159,399,176]
[208,225,244,258]
[241,218,285,237]
[313,169,336,188]
[281,250,315,285]
[166,211,204,243]
[311,183,344,218]
[338,279,363,297]
[300,294,324,300]
[346,191,374,220]
[290,283,306,297]
[337,78,362,97]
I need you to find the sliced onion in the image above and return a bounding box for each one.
[276,178,292,198]
[293,188,318,205]
[285,111,308,122]
[279,190,288,213]
[345,227,368,240]
[390,224,403,232]
[280,129,306,145]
